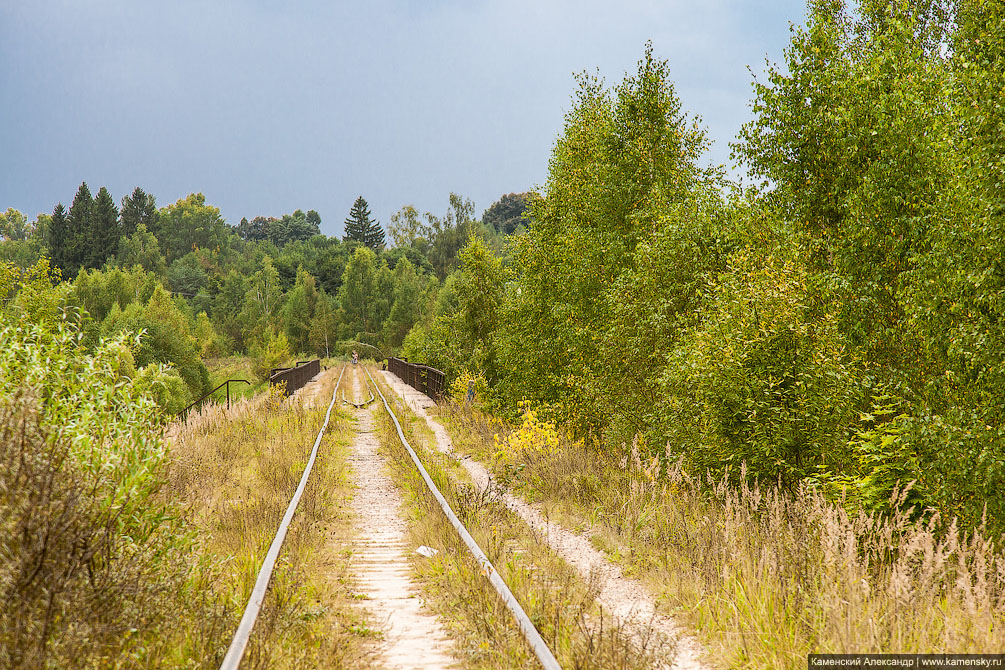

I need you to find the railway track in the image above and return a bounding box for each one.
[219,366,345,670]
[218,364,561,670]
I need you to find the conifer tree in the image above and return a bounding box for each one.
[48,203,68,275]
[90,186,120,268]
[120,187,158,238]
[363,216,386,250]
[343,196,385,250]
[65,182,93,276]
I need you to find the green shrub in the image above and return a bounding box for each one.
[250,327,291,380]
[662,250,863,486]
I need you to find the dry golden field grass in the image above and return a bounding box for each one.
[432,399,1005,669]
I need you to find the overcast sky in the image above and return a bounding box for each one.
[1,1,805,238]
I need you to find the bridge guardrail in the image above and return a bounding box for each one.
[269,359,320,396]
[387,357,445,399]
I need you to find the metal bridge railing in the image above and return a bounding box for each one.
[178,378,251,419]
[269,359,321,397]
[387,357,446,399]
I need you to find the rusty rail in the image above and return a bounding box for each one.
[387,357,446,399]
[269,359,321,396]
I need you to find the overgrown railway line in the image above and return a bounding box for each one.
[216,363,562,670]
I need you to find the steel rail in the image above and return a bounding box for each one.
[341,386,375,409]
[219,365,345,670]
[366,367,562,670]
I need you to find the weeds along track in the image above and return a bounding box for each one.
[364,365,563,670]
[366,367,676,670]
[218,365,345,670]
[378,370,703,670]
[208,364,652,669]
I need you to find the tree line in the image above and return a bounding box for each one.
[0,184,527,412]
[400,2,1005,537]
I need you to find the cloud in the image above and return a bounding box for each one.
[0,0,804,232]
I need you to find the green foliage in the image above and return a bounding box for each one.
[119,186,158,239]
[1,259,67,331]
[249,327,291,380]
[0,232,45,270]
[495,42,719,435]
[239,255,283,345]
[811,395,926,515]
[726,0,1005,528]
[69,265,157,323]
[482,192,534,235]
[664,247,863,487]
[402,237,503,383]
[236,208,321,246]
[157,192,231,262]
[280,266,320,353]
[89,186,120,267]
[0,208,31,241]
[388,194,491,279]
[47,203,68,274]
[193,310,229,358]
[167,255,209,296]
[65,181,93,276]
[447,369,490,406]
[101,284,210,403]
[309,292,339,357]
[337,246,389,345]
[0,257,207,666]
[115,223,167,275]
[383,257,428,348]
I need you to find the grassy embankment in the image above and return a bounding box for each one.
[431,399,1005,669]
[204,356,266,402]
[166,367,377,669]
[368,371,664,670]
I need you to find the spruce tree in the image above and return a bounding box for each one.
[65,182,93,277]
[343,196,385,250]
[120,186,158,238]
[48,203,67,275]
[90,186,120,268]
[362,217,386,250]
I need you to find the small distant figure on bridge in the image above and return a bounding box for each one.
[466,379,476,405]
[352,350,359,366]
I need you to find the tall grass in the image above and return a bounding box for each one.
[435,400,1005,668]
[371,374,666,670]
[167,375,377,669]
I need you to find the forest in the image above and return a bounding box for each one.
[2,0,1005,666]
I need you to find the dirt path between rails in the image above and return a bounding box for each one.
[344,367,457,670]
[380,371,710,670]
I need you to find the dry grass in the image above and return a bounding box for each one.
[433,400,1005,669]
[370,373,665,670]
[0,389,225,670]
[166,371,378,669]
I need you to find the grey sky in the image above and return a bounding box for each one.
[1,1,805,238]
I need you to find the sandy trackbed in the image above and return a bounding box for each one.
[380,371,710,670]
[343,367,457,669]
